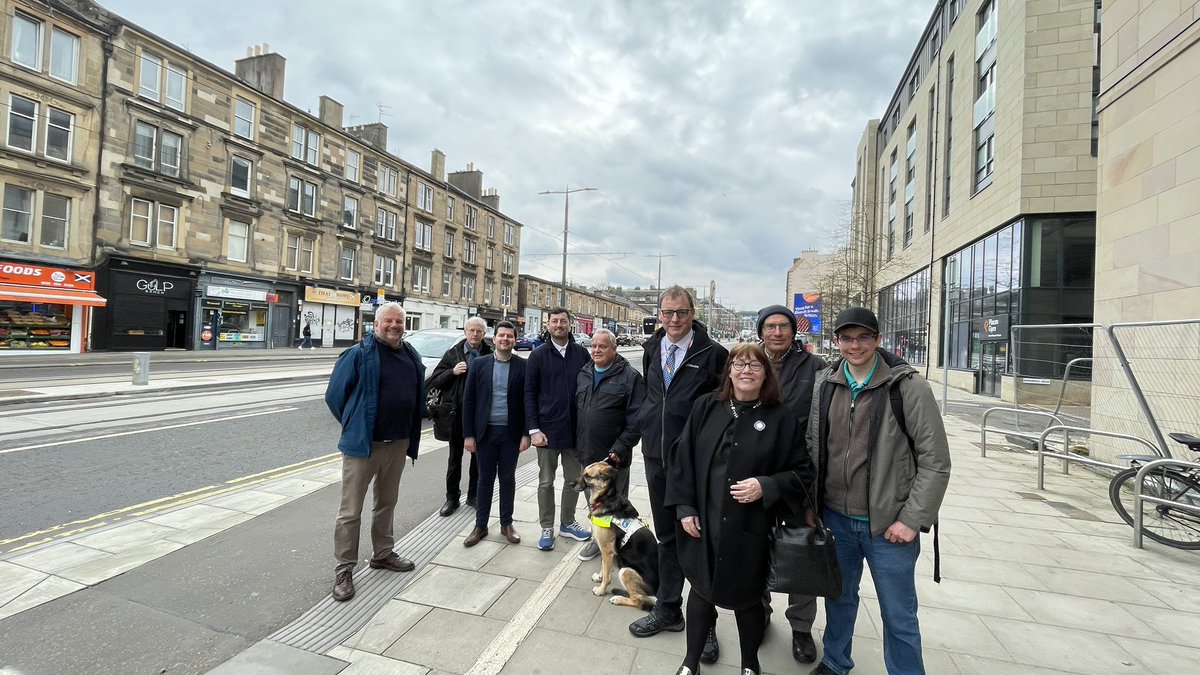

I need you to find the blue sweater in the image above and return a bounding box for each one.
[325,331,425,459]
[523,338,591,448]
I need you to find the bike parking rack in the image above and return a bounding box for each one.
[1132,457,1200,549]
[1036,425,1161,490]
[980,407,1065,458]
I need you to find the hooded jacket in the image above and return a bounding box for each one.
[574,354,646,467]
[764,340,826,428]
[524,333,591,447]
[807,348,950,536]
[639,320,728,463]
[325,330,425,461]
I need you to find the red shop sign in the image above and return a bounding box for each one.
[0,262,96,290]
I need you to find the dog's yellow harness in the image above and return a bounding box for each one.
[589,515,649,535]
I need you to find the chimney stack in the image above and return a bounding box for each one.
[448,163,483,199]
[431,149,446,182]
[319,96,343,128]
[345,123,388,152]
[481,187,500,211]
[235,44,286,99]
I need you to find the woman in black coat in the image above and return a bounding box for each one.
[665,342,814,675]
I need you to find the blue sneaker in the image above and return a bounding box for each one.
[538,527,555,550]
[560,521,591,542]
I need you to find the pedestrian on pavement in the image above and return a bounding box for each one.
[428,317,493,518]
[666,343,814,675]
[299,321,314,349]
[808,307,951,675]
[461,321,529,547]
[324,302,425,602]
[630,285,728,662]
[524,306,593,551]
[573,327,646,562]
[756,304,828,665]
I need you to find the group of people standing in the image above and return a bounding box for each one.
[321,287,952,675]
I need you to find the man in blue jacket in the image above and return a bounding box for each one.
[524,306,592,551]
[324,302,425,602]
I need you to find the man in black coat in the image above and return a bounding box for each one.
[524,307,593,551]
[757,304,828,664]
[573,328,646,562]
[629,285,728,659]
[427,317,493,517]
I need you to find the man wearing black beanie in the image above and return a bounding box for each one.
[756,304,827,664]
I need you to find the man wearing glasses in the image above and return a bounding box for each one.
[754,304,828,664]
[807,307,951,675]
[629,286,728,654]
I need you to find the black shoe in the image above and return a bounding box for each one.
[439,499,459,517]
[629,609,685,637]
[793,630,817,663]
[699,626,719,663]
[465,495,477,508]
[809,663,838,675]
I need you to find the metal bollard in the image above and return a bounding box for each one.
[132,352,150,385]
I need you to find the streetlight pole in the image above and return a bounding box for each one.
[539,185,596,307]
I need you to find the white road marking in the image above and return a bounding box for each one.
[0,407,298,455]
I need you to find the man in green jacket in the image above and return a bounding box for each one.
[807,307,950,675]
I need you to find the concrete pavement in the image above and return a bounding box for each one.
[1,351,1198,674]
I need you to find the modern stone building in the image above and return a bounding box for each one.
[1088,0,1200,456]
[2,0,523,353]
[850,0,1100,398]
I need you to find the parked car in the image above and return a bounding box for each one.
[515,333,541,351]
[574,333,592,347]
[616,333,632,347]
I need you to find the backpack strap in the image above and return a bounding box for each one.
[889,373,941,583]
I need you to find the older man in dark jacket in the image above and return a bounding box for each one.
[756,304,827,664]
[573,328,645,562]
[630,285,728,655]
[428,317,493,517]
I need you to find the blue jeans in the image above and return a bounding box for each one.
[474,425,518,529]
[820,508,923,675]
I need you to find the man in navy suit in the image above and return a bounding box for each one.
[462,321,530,547]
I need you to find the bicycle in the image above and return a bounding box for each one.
[1108,432,1200,550]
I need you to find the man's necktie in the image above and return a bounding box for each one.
[664,344,678,390]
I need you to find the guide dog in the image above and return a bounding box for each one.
[578,461,659,609]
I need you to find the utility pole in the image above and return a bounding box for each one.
[643,253,677,290]
[539,185,597,307]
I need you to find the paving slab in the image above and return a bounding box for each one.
[479,541,577,582]
[70,520,182,553]
[535,584,602,636]
[481,578,540,622]
[500,626,636,674]
[326,646,430,674]
[56,538,184,585]
[430,536,505,571]
[7,540,111,574]
[340,600,430,654]
[0,573,83,621]
[207,639,347,675]
[383,607,506,674]
[980,615,1143,673]
[397,565,513,616]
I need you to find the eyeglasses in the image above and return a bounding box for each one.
[659,309,693,319]
[731,361,764,372]
[762,322,793,333]
[835,334,879,347]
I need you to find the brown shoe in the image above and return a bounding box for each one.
[501,525,521,544]
[464,526,487,547]
[369,552,415,572]
[332,570,354,601]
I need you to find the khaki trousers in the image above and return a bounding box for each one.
[537,447,583,528]
[334,439,409,573]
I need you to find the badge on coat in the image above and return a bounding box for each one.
[753,420,766,432]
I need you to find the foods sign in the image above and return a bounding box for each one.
[0,262,95,290]
[792,293,822,334]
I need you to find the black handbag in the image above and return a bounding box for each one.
[427,388,455,442]
[767,476,842,599]
[767,518,843,599]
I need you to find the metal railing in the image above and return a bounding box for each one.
[980,407,1065,458]
[1035,425,1161,490]
[1132,458,1200,549]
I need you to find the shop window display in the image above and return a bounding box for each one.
[0,301,72,349]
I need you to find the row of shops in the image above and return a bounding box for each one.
[0,256,412,354]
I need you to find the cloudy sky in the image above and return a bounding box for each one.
[103,0,935,312]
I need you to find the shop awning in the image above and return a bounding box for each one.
[0,284,108,306]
